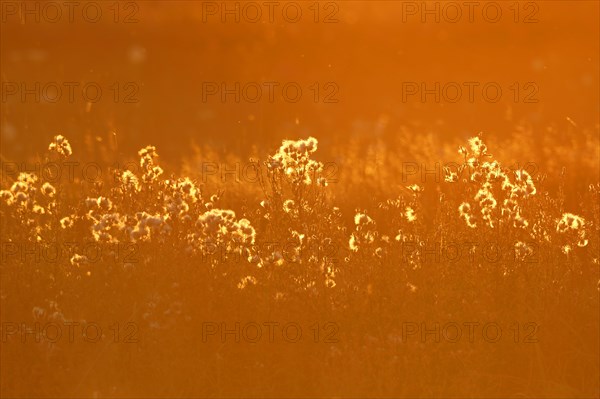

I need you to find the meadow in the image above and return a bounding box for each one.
[1,1,599,397]
[1,128,598,398]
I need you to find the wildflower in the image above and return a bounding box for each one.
[288,230,305,248]
[138,145,159,169]
[557,213,585,233]
[283,199,295,213]
[349,234,359,252]
[177,177,199,202]
[458,202,476,228]
[405,207,416,222]
[0,190,14,205]
[198,209,235,235]
[70,254,88,267]
[91,213,125,243]
[406,184,423,193]
[165,194,189,218]
[237,218,256,243]
[129,212,169,242]
[468,136,487,157]
[192,209,256,256]
[349,211,377,254]
[237,275,258,290]
[458,202,471,216]
[513,213,529,229]
[41,182,56,198]
[135,146,164,183]
[444,167,458,183]
[470,170,483,182]
[86,196,113,212]
[482,161,503,181]
[323,262,337,288]
[475,188,497,209]
[14,191,28,203]
[501,175,513,191]
[267,158,282,170]
[514,241,533,261]
[32,307,46,320]
[60,216,74,229]
[48,135,72,157]
[270,251,284,266]
[513,170,536,197]
[395,230,405,242]
[354,213,372,226]
[268,137,324,186]
[32,205,45,215]
[556,213,588,248]
[120,170,141,192]
[474,184,497,228]
[142,165,164,183]
[11,173,37,197]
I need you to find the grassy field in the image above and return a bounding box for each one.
[1,1,599,397]
[1,130,598,397]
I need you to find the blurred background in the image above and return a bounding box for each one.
[1,0,598,163]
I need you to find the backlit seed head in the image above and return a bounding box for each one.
[48,135,72,157]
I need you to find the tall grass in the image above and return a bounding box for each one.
[1,131,598,398]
